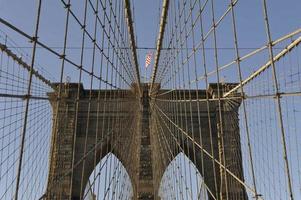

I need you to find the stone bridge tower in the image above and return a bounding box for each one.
[46,83,247,200]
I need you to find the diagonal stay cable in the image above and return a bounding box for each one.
[153,102,263,199]
[153,28,301,97]
[0,17,120,90]
[0,43,55,90]
[223,35,301,98]
[41,114,135,199]
[152,105,217,200]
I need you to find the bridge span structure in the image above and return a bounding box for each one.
[0,0,300,200]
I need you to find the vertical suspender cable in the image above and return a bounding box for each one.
[14,0,43,199]
[261,1,294,199]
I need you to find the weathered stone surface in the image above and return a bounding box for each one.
[46,83,247,200]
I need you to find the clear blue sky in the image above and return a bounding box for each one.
[0,0,301,85]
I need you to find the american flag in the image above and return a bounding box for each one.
[145,52,152,68]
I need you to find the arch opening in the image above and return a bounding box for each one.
[83,153,133,200]
[159,152,208,200]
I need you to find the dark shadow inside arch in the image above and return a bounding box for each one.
[83,153,133,200]
[159,152,209,200]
